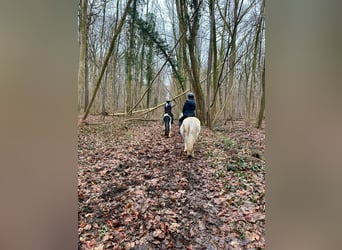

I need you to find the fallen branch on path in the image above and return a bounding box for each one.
[112,89,189,117]
[123,118,159,122]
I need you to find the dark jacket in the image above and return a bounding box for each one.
[164,102,174,123]
[164,102,172,114]
[182,99,196,117]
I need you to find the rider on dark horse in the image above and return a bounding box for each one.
[164,99,174,124]
[179,92,196,128]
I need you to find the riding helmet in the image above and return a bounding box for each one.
[187,92,194,99]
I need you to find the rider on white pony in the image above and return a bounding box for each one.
[179,92,196,129]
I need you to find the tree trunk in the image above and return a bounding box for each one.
[146,42,153,108]
[82,0,133,122]
[78,0,88,112]
[227,0,239,119]
[256,59,265,128]
[175,0,188,92]
[100,0,107,114]
[84,29,89,112]
[188,29,205,123]
[217,0,229,121]
[206,0,218,129]
[126,0,138,114]
[209,0,218,129]
[179,0,205,123]
[248,0,264,123]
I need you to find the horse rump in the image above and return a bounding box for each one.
[163,113,172,137]
[180,117,201,158]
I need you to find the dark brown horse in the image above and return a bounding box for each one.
[163,113,172,137]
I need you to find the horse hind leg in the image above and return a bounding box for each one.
[187,143,194,158]
[164,118,170,137]
[168,121,172,137]
[183,138,187,152]
[186,146,194,158]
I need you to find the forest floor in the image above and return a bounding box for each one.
[78,116,265,250]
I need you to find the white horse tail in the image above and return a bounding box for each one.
[180,117,201,158]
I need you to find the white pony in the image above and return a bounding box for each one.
[180,116,201,158]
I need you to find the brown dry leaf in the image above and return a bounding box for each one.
[160,222,168,233]
[94,244,105,250]
[133,188,145,196]
[78,118,265,249]
[168,222,181,233]
[124,242,135,249]
[85,239,97,248]
[246,231,260,242]
[152,229,165,239]
[163,208,177,217]
[79,221,87,228]
[102,232,112,241]
[125,201,133,209]
[198,220,206,231]
[189,226,197,237]
[251,212,265,223]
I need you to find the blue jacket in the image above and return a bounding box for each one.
[182,99,196,117]
[164,102,172,114]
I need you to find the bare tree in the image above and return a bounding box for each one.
[175,0,205,122]
[206,0,218,129]
[81,0,133,122]
[78,0,88,112]
[256,58,265,128]
[248,0,264,124]
[78,0,265,127]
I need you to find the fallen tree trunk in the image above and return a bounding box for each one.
[79,90,190,126]
[112,89,190,117]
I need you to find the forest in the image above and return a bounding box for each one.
[77,0,265,128]
[78,0,265,249]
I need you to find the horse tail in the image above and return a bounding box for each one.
[180,117,201,157]
[163,114,171,136]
